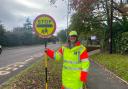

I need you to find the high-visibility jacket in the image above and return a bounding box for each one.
[46,41,90,89]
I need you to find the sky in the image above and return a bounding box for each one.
[0,0,71,34]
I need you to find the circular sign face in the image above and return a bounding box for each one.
[33,14,56,38]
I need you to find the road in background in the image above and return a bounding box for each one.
[0,44,60,84]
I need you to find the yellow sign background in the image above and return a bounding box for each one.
[33,14,56,38]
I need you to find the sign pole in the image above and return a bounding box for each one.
[44,38,48,89]
[33,14,56,89]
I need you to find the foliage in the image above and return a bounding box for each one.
[0,18,58,47]
[49,0,128,54]
[23,18,32,31]
[50,0,97,13]
[112,18,128,54]
[120,32,128,54]
[69,11,105,47]
[57,30,67,43]
[0,23,7,46]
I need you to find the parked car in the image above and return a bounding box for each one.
[0,45,2,54]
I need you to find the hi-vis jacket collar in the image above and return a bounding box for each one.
[75,41,81,46]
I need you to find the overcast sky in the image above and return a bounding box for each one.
[0,0,71,34]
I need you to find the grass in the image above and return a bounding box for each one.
[0,58,63,89]
[90,53,128,82]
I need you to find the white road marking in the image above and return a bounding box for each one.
[25,58,33,62]
[19,65,24,68]
[15,62,25,65]
[7,63,16,67]
[5,67,11,70]
[0,71,10,76]
[0,55,39,76]
[12,68,18,71]
[0,67,6,70]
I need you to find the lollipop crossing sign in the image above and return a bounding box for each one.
[33,14,56,38]
[33,14,56,89]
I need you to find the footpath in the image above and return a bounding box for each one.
[87,50,128,89]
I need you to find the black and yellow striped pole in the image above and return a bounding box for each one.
[44,39,48,89]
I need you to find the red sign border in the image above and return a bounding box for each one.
[33,14,56,38]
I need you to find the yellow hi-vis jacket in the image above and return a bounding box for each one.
[46,41,90,89]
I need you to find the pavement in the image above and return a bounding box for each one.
[87,50,128,89]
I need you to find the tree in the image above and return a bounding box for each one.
[50,0,97,13]
[5,18,43,46]
[57,30,67,43]
[23,18,32,32]
[50,0,128,53]
[0,22,7,46]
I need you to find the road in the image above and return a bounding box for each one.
[0,44,60,84]
[0,44,60,68]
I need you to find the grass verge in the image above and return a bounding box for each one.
[0,59,62,89]
[90,53,128,82]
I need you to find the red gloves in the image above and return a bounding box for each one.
[80,71,88,82]
[61,85,64,89]
[45,48,54,59]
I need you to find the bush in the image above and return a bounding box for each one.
[120,32,128,54]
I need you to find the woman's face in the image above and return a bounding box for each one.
[69,36,77,43]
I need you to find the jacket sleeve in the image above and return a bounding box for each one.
[46,47,63,61]
[80,47,90,82]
